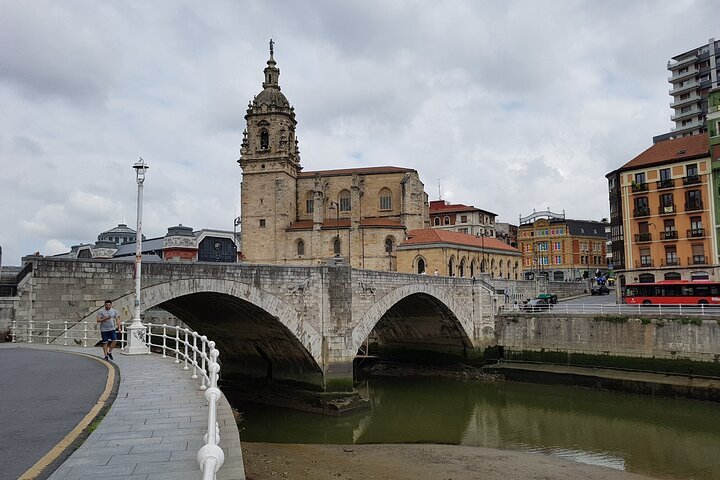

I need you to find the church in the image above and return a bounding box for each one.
[238,43,429,271]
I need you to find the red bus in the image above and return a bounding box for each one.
[624,280,720,305]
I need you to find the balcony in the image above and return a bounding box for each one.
[672,119,705,133]
[662,258,680,267]
[660,230,678,240]
[670,79,698,96]
[670,92,701,108]
[634,232,652,242]
[636,258,654,268]
[683,175,701,185]
[687,228,706,238]
[689,255,707,265]
[633,206,651,218]
[685,201,704,211]
[668,55,697,70]
[631,182,649,193]
[658,204,676,215]
[668,66,698,82]
[656,179,675,189]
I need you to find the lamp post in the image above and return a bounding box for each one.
[330,201,340,257]
[126,158,150,355]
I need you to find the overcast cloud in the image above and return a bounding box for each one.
[0,0,717,265]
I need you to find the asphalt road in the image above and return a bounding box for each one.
[0,347,108,479]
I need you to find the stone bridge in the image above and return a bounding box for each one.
[12,258,500,391]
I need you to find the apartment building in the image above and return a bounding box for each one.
[654,37,719,142]
[429,200,496,237]
[608,134,716,287]
[517,210,607,281]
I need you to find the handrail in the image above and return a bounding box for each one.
[500,303,720,316]
[11,320,227,479]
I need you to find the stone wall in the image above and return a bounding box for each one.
[0,298,17,341]
[496,314,720,364]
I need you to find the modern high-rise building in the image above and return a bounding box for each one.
[654,37,719,143]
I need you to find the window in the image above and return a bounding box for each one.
[259,219,266,227]
[339,190,351,212]
[685,190,702,210]
[664,219,675,231]
[333,237,341,255]
[687,164,699,177]
[660,193,673,209]
[433,217,440,226]
[634,172,646,184]
[384,236,395,254]
[554,256,562,265]
[444,216,450,225]
[554,242,561,251]
[639,247,651,267]
[260,130,269,149]
[690,216,703,230]
[416,257,426,274]
[378,188,392,211]
[460,215,468,223]
[692,244,705,264]
[660,168,671,181]
[665,245,678,266]
[634,197,649,216]
[297,240,305,256]
[306,192,314,214]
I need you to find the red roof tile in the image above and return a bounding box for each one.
[429,200,496,216]
[618,134,709,172]
[399,228,519,253]
[297,166,415,178]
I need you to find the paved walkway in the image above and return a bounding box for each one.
[4,343,245,480]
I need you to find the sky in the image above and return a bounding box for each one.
[1,0,717,266]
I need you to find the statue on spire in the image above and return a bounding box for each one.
[269,38,274,57]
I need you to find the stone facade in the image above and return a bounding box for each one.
[238,48,428,270]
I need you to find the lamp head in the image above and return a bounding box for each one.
[133,158,149,183]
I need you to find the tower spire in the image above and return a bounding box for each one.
[269,38,274,58]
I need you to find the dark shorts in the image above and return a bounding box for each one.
[101,330,118,344]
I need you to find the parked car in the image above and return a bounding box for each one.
[537,293,558,304]
[521,298,552,312]
[591,285,610,295]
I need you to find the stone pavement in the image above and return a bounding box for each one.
[40,345,246,480]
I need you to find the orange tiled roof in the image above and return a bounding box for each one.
[429,200,496,216]
[399,228,519,253]
[297,166,415,178]
[618,134,710,172]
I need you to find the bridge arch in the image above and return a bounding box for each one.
[81,278,322,369]
[350,283,475,357]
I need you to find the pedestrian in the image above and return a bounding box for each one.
[434,269,439,276]
[97,300,120,361]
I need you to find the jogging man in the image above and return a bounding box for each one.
[97,300,120,361]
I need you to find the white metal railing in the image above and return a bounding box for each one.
[500,303,720,316]
[11,321,226,479]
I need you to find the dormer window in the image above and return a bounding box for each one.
[260,130,269,150]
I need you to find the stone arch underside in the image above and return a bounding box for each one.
[84,279,323,388]
[352,285,476,364]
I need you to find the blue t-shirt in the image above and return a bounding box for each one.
[97,308,119,332]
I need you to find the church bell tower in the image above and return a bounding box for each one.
[238,41,301,263]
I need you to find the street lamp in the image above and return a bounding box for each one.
[126,158,150,355]
[330,201,340,257]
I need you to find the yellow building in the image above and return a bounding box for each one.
[396,228,521,278]
[239,45,428,270]
[609,134,716,284]
[517,210,607,281]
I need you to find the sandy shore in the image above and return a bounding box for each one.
[242,442,662,480]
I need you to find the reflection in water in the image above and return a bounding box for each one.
[232,377,720,480]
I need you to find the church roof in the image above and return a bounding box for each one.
[254,87,289,108]
[297,166,415,178]
[399,228,520,254]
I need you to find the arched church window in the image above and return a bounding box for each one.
[305,191,314,214]
[333,237,341,255]
[444,216,450,225]
[339,190,351,212]
[297,240,305,256]
[434,217,440,226]
[385,236,395,253]
[260,130,269,150]
[448,256,455,276]
[416,257,426,274]
[379,188,392,211]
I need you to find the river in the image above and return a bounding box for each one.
[231,376,720,479]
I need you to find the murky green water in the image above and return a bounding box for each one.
[232,377,720,480]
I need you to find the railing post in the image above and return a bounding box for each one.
[197,346,224,479]
[45,320,50,345]
[192,333,198,380]
[183,329,190,371]
[701,304,705,316]
[83,321,87,347]
[175,327,180,364]
[63,321,68,346]
[11,319,17,343]
[658,304,662,315]
[200,336,208,391]
[28,319,33,344]
[162,324,167,358]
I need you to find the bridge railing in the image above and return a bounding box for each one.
[10,320,227,480]
[500,303,720,316]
